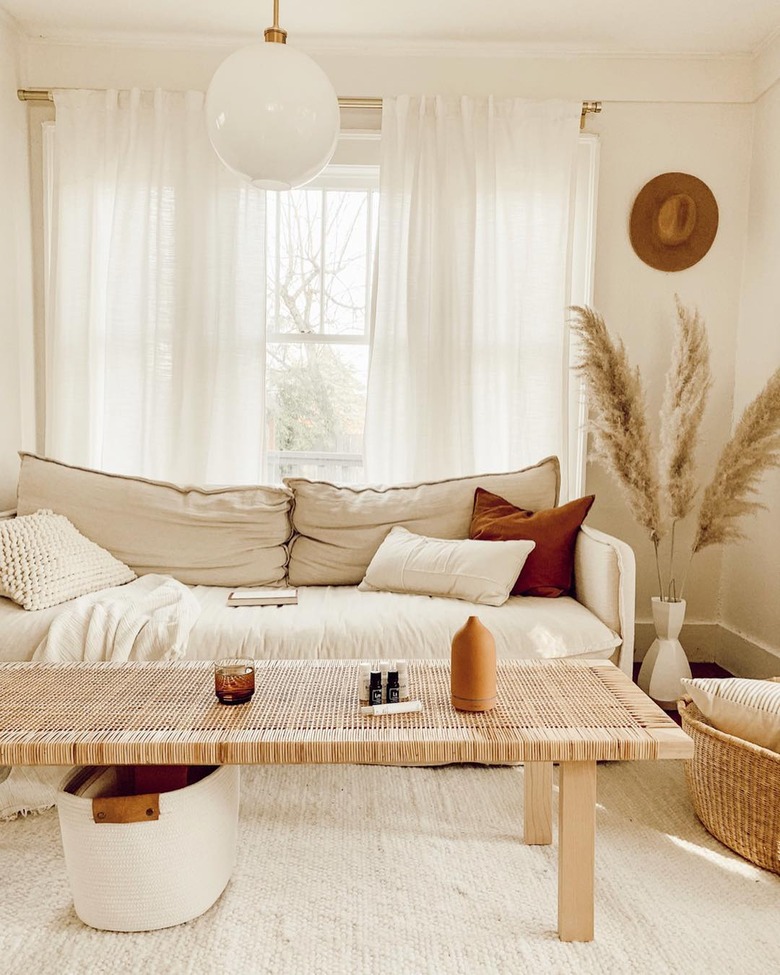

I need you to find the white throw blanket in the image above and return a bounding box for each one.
[34,574,200,663]
[1,575,201,819]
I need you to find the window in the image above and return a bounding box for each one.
[264,166,379,484]
[43,101,596,490]
[567,134,600,500]
[262,138,598,492]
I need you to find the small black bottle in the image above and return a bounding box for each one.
[369,670,383,706]
[386,670,400,704]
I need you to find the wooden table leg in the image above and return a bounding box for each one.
[523,762,552,845]
[557,760,597,942]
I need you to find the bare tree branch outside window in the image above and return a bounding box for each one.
[265,185,378,482]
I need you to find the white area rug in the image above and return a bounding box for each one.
[0,761,777,975]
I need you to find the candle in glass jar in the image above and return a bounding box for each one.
[214,658,255,705]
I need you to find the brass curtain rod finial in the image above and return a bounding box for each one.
[580,100,602,129]
[17,88,52,101]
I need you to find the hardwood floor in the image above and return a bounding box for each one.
[632,660,733,724]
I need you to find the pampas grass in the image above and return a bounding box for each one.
[657,299,712,598]
[572,300,780,601]
[570,307,662,542]
[693,366,780,553]
[660,299,712,522]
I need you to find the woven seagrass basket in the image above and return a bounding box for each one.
[57,763,240,931]
[679,689,780,875]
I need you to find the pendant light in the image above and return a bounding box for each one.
[206,0,340,190]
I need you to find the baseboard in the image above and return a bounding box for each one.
[716,624,780,678]
[634,621,719,663]
[634,620,780,678]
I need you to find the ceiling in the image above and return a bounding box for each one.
[3,0,779,56]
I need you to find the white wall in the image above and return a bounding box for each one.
[14,37,771,641]
[0,13,34,510]
[586,102,753,631]
[721,73,780,656]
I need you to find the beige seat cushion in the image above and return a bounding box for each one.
[285,457,560,586]
[16,454,292,588]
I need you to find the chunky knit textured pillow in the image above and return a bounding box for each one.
[0,509,136,611]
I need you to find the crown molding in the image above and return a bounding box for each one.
[17,27,761,62]
[752,22,780,57]
[20,27,256,51]
[753,26,780,99]
[300,38,756,62]
[0,5,24,35]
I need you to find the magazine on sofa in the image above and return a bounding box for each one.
[227,587,298,607]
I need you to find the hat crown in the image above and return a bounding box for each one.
[629,172,718,272]
[656,193,697,247]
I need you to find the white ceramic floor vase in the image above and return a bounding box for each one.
[637,597,691,708]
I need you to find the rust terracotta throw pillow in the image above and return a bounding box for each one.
[469,489,595,597]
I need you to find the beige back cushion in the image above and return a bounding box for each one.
[285,457,560,586]
[16,454,293,587]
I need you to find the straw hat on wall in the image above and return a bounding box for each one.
[629,172,719,272]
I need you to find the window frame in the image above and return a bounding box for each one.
[566,134,601,501]
[263,163,380,483]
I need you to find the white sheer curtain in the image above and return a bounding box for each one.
[364,95,581,487]
[44,89,267,485]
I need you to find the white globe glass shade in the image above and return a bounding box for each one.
[206,43,340,191]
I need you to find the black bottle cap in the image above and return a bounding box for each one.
[369,671,382,689]
[387,670,399,686]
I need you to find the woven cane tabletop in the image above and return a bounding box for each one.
[0,659,691,766]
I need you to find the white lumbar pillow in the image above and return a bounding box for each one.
[358,526,535,606]
[682,677,780,754]
[0,509,136,611]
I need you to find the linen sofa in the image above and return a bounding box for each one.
[0,453,635,675]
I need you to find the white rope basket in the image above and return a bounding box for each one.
[56,764,240,931]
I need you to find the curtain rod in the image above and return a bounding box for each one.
[17,89,601,123]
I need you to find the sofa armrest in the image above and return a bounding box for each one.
[0,509,16,521]
[573,525,636,678]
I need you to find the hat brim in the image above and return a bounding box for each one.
[629,172,719,272]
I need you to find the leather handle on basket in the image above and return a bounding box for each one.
[92,793,160,824]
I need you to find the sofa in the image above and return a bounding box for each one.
[0,453,635,675]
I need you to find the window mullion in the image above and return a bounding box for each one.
[364,191,372,337]
[268,332,368,346]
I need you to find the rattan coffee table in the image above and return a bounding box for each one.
[0,657,692,942]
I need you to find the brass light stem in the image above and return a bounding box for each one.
[264,0,287,44]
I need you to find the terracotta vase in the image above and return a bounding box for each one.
[451,616,497,712]
[637,597,691,709]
